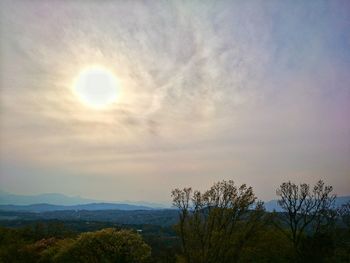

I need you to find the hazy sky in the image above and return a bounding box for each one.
[0,0,349,204]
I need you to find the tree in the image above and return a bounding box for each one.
[276,179,336,258]
[50,228,151,263]
[332,201,350,262]
[239,226,293,263]
[338,201,350,228]
[171,180,266,263]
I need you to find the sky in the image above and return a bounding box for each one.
[0,0,349,204]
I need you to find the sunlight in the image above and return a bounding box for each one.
[73,65,120,109]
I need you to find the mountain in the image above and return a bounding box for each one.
[264,195,350,212]
[0,191,169,208]
[0,192,98,206]
[0,202,155,212]
[120,200,170,209]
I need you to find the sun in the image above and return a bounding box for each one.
[73,66,119,109]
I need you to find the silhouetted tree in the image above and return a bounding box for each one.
[276,179,336,258]
[338,201,350,228]
[172,180,266,263]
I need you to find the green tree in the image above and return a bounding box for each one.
[49,228,151,263]
[239,226,293,263]
[171,180,266,263]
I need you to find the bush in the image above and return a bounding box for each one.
[51,228,151,263]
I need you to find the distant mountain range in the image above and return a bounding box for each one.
[0,191,169,209]
[0,203,155,212]
[264,195,350,212]
[0,191,96,206]
[0,190,348,213]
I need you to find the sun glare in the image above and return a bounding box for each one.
[73,66,119,109]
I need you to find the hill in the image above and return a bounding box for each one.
[0,191,97,206]
[0,191,169,208]
[265,195,350,212]
[0,202,155,212]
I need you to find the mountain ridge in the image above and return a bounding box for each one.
[264,195,350,212]
[1,190,348,212]
[0,202,157,212]
[0,191,169,208]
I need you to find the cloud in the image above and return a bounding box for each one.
[0,0,349,201]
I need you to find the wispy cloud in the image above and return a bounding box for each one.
[0,0,349,202]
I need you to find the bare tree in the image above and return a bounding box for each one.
[171,180,265,263]
[172,187,192,263]
[276,180,336,255]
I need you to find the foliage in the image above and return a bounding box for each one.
[239,226,294,263]
[49,228,151,263]
[0,222,74,263]
[0,179,349,262]
[171,180,266,263]
[0,226,151,263]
